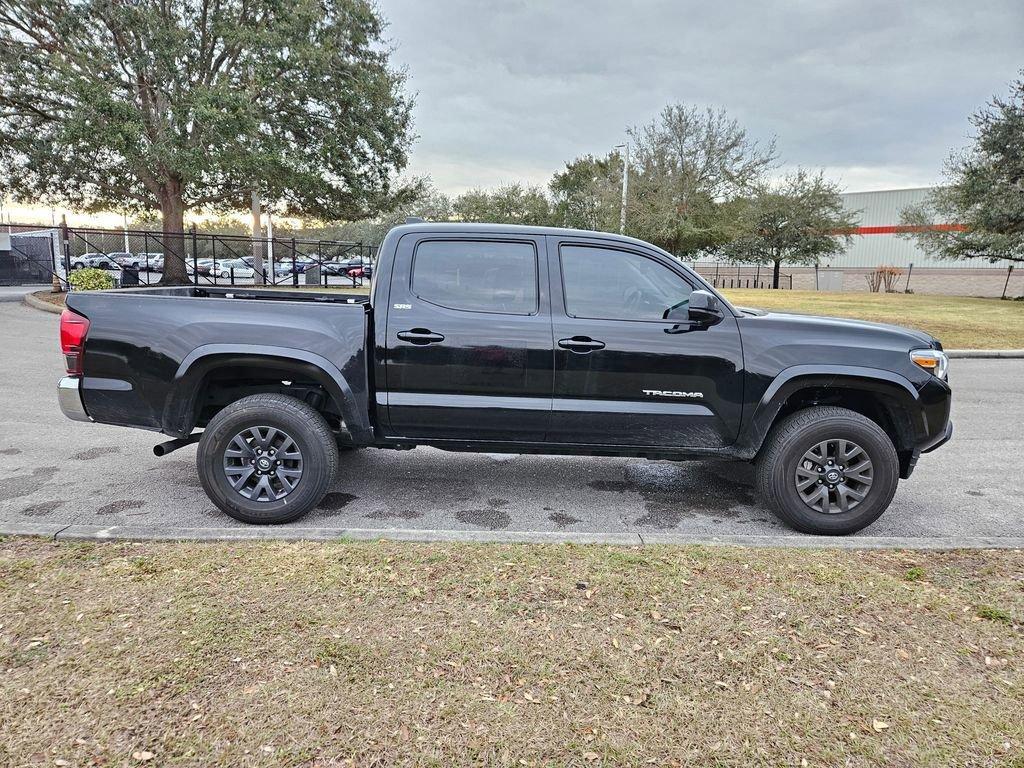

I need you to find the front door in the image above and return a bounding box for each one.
[382,233,553,441]
[547,238,744,448]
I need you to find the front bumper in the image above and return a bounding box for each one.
[58,376,92,423]
[922,420,953,454]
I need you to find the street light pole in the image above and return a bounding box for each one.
[615,142,629,234]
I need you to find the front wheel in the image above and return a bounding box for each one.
[756,406,898,535]
[197,393,339,524]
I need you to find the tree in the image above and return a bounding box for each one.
[722,169,858,288]
[452,183,554,225]
[900,74,1024,265]
[305,184,453,244]
[0,0,417,283]
[627,104,777,255]
[549,152,623,232]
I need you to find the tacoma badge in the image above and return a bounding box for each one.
[642,389,704,398]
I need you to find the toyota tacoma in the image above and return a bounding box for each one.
[57,223,952,534]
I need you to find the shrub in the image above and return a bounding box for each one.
[68,268,115,291]
[904,566,926,582]
[865,265,903,293]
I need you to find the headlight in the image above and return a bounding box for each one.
[910,349,948,380]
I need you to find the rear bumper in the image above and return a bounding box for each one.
[58,376,92,423]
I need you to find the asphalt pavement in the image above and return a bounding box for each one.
[1,299,1021,547]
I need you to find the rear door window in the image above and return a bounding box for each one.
[412,240,538,315]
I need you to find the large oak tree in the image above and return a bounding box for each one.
[0,0,417,283]
[900,74,1024,266]
[722,169,858,288]
[628,105,777,256]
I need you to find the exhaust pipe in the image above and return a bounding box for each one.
[153,433,202,457]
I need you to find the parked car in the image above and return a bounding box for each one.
[273,259,316,277]
[211,259,255,279]
[109,252,142,268]
[138,253,164,271]
[57,222,952,533]
[321,259,351,275]
[343,256,373,279]
[187,258,215,276]
[70,252,116,270]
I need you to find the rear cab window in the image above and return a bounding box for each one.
[412,240,539,315]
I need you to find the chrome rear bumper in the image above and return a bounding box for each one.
[58,376,92,423]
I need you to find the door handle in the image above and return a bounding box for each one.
[558,336,606,352]
[397,329,445,345]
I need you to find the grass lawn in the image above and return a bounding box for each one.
[722,289,1024,349]
[2,538,1021,766]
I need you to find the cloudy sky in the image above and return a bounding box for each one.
[378,0,1023,195]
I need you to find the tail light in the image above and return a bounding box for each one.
[60,308,90,375]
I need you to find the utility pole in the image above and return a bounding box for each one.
[615,142,629,235]
[251,189,265,285]
[266,209,275,278]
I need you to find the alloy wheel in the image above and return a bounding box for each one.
[794,439,873,514]
[223,426,304,502]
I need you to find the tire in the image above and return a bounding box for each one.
[197,393,339,524]
[755,406,898,535]
[72,262,83,270]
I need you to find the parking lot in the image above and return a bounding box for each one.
[1,298,1022,546]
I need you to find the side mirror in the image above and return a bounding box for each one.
[687,290,722,325]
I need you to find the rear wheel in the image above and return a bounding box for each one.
[756,406,898,535]
[197,393,339,524]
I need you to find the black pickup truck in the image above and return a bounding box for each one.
[57,223,952,534]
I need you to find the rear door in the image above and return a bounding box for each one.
[547,236,744,448]
[381,233,553,441]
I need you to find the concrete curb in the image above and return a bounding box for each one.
[23,290,64,314]
[947,349,1024,359]
[17,292,1024,357]
[2,523,1020,550]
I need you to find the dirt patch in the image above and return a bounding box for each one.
[0,466,60,503]
[455,508,512,530]
[70,446,121,461]
[548,511,582,528]
[19,500,65,517]
[30,290,66,307]
[0,448,22,456]
[96,499,146,515]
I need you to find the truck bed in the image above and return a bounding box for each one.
[65,286,371,437]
